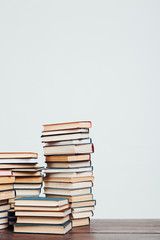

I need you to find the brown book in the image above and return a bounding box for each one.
[17,215,70,224]
[0,163,37,169]
[0,190,15,201]
[44,176,94,183]
[43,121,92,132]
[44,187,91,196]
[43,143,94,155]
[44,181,92,189]
[45,154,90,162]
[72,217,90,227]
[0,152,38,159]
[15,176,42,183]
[0,184,14,191]
[46,194,93,203]
[0,176,15,184]
[70,200,96,208]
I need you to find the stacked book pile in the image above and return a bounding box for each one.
[42,121,96,227]
[0,152,43,225]
[0,169,15,229]
[14,197,72,234]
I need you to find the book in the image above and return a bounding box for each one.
[44,187,91,196]
[0,176,15,184]
[0,163,37,169]
[0,170,12,176]
[42,133,90,142]
[0,204,11,212]
[45,171,93,178]
[45,154,90,162]
[45,138,91,146]
[70,200,96,208]
[0,190,15,200]
[15,209,71,217]
[42,128,89,136]
[72,206,95,212]
[0,223,8,229]
[15,197,69,207]
[17,215,70,224]
[13,171,42,177]
[12,167,43,172]
[72,210,93,219]
[43,121,92,132]
[46,161,91,168]
[44,167,93,173]
[15,189,41,196]
[14,221,72,234]
[0,210,8,218]
[46,194,93,203]
[14,183,42,189]
[44,143,94,155]
[44,181,92,189]
[15,176,43,183]
[0,184,14,191]
[0,152,38,159]
[14,204,69,212]
[0,217,8,224]
[72,217,89,227]
[44,176,94,183]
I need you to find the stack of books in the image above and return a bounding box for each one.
[14,197,72,234]
[42,121,96,227]
[0,169,15,229]
[0,152,43,225]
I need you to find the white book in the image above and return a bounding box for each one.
[44,166,93,173]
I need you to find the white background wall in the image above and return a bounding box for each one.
[0,0,160,218]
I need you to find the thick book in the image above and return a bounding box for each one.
[44,167,93,173]
[44,176,94,183]
[15,189,41,196]
[46,161,91,168]
[17,215,70,224]
[0,217,8,224]
[0,210,8,218]
[72,210,93,219]
[0,223,8,230]
[0,199,8,205]
[0,184,14,192]
[14,220,72,234]
[45,154,90,162]
[43,121,92,132]
[42,133,90,142]
[15,176,43,183]
[42,128,89,136]
[45,138,91,147]
[70,200,96,208]
[0,203,10,212]
[15,197,69,207]
[46,194,93,203]
[0,176,15,184]
[44,187,91,196]
[14,204,69,212]
[72,217,90,227]
[0,152,38,159]
[13,171,42,177]
[44,143,94,155]
[0,190,15,201]
[72,206,95,212]
[45,171,93,178]
[14,183,42,189]
[44,181,92,189]
[15,208,71,217]
[0,163,37,169]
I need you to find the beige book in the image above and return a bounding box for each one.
[43,121,91,131]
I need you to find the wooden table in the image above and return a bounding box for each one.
[1,219,160,240]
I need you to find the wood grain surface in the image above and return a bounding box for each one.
[1,219,160,240]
